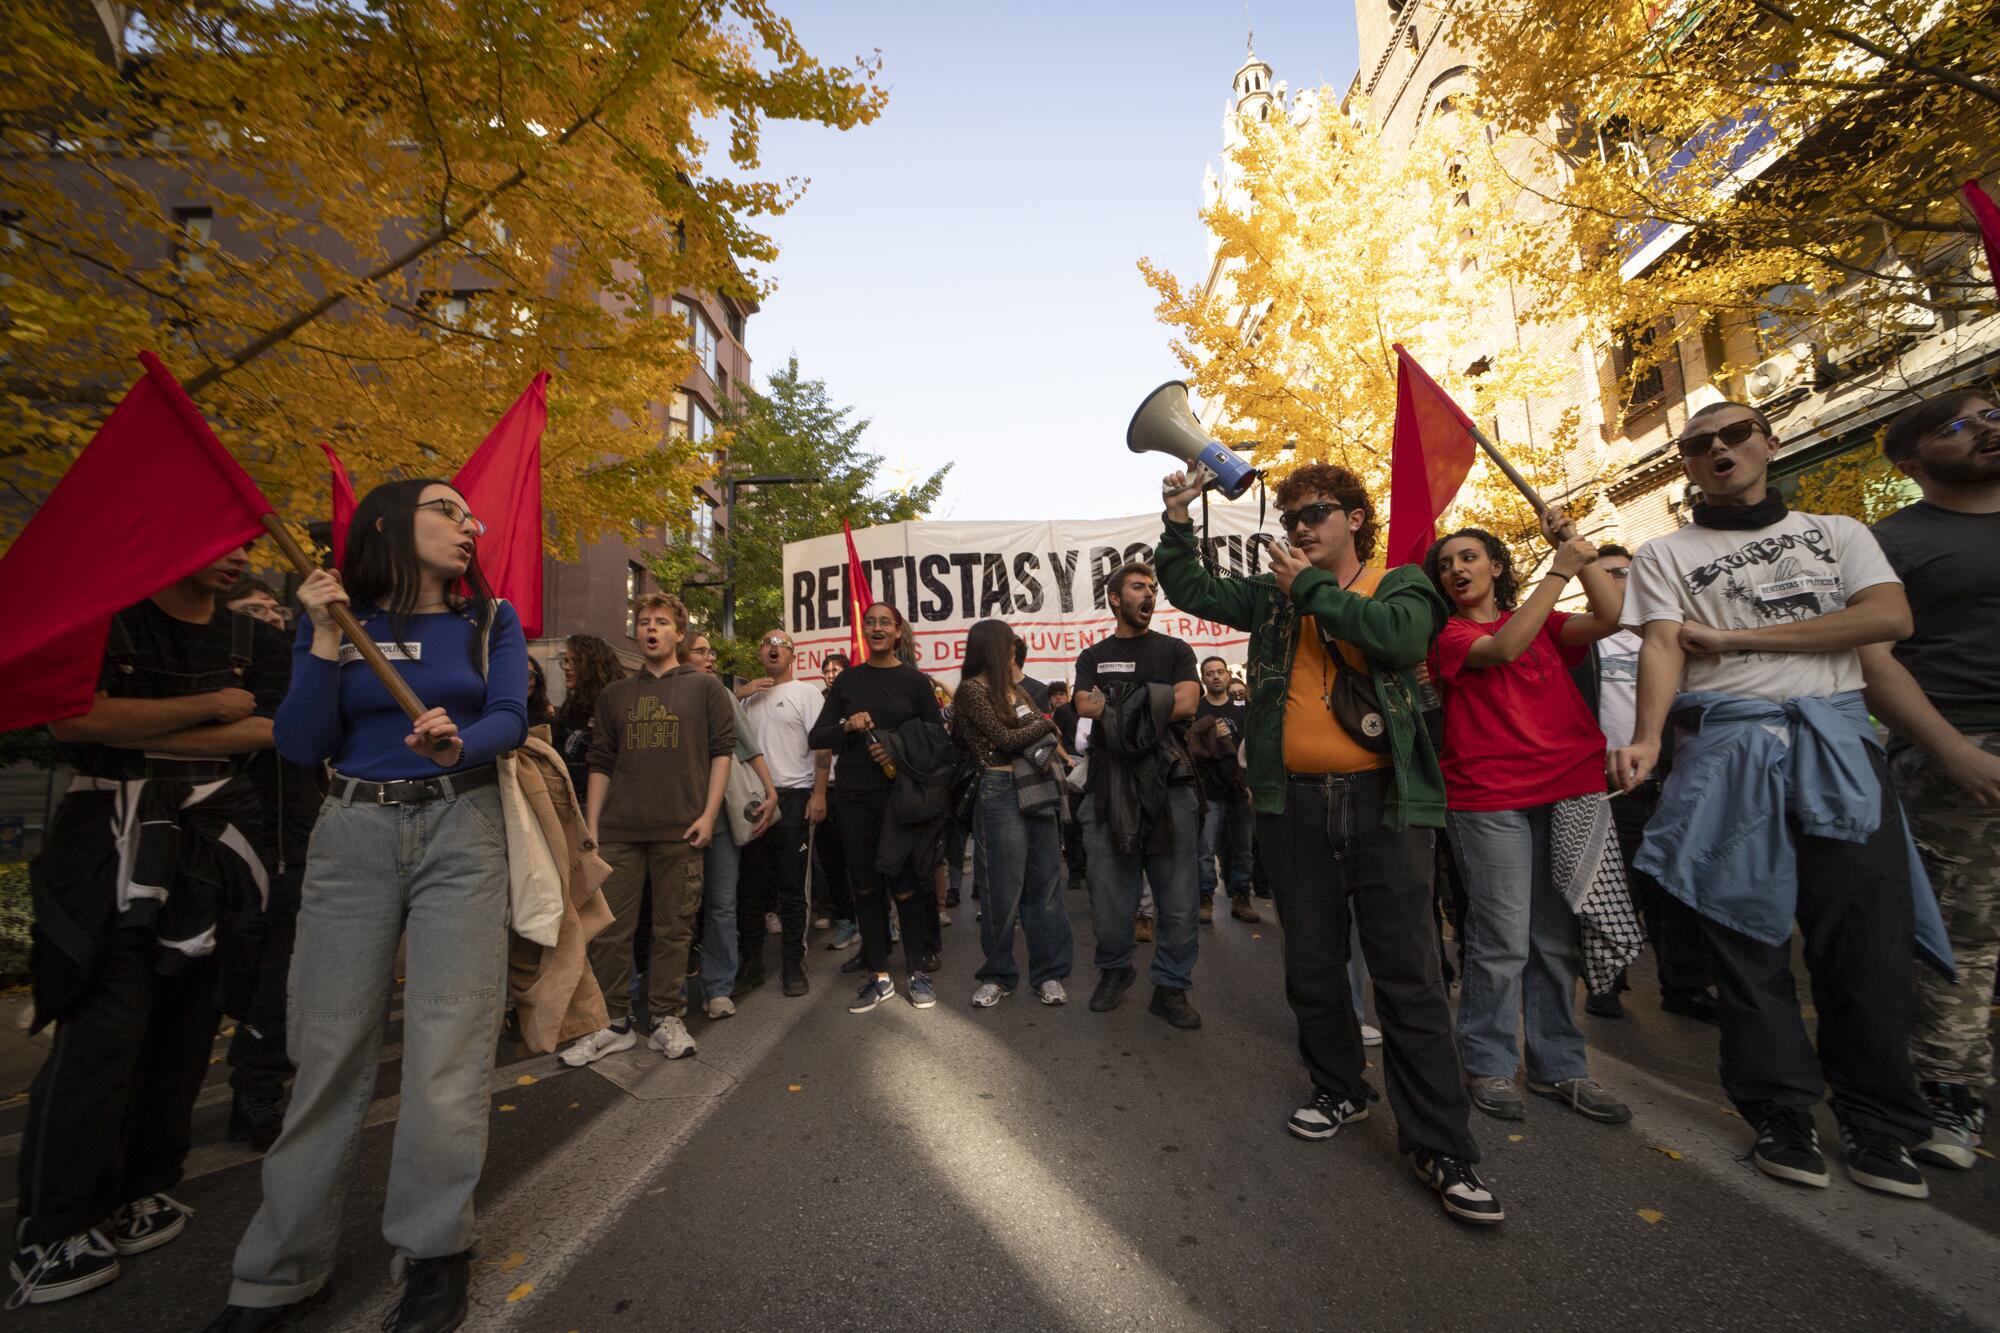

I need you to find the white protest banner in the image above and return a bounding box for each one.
[782,503,1280,686]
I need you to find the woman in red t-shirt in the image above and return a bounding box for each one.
[1424,516,1629,1129]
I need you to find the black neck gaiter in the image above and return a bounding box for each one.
[1692,491,1787,531]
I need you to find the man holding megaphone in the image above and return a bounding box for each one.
[1154,462,1502,1228]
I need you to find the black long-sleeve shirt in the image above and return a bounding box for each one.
[808,662,943,798]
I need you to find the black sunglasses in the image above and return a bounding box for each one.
[1674,419,1765,458]
[1279,501,1345,531]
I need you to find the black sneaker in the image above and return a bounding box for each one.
[229,1091,285,1152]
[1088,965,1136,1012]
[734,960,767,995]
[8,1226,120,1305]
[1915,1081,1982,1170]
[1409,1149,1504,1224]
[1584,989,1624,1018]
[1661,988,1722,1025]
[200,1288,333,1331]
[384,1250,470,1333]
[1148,985,1202,1030]
[782,962,809,997]
[839,951,869,974]
[1841,1125,1929,1199]
[106,1192,193,1255]
[1287,1087,1369,1141]
[1751,1107,1830,1188]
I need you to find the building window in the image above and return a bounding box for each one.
[172,206,213,275]
[725,306,743,342]
[675,297,719,380]
[690,497,714,555]
[419,288,494,337]
[669,390,715,447]
[1613,325,1666,413]
[625,562,645,638]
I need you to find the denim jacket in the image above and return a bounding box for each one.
[1634,689,1952,976]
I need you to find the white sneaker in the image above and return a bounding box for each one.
[765,912,782,935]
[814,916,833,930]
[650,1015,697,1059]
[971,981,1010,1008]
[1037,979,1069,1006]
[557,1024,636,1068]
[1362,1024,1383,1047]
[705,996,736,1020]
[939,908,953,926]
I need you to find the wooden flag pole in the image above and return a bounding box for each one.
[1465,419,1549,520]
[259,512,431,724]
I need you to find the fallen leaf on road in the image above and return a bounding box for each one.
[498,1253,526,1273]
[516,1075,537,1086]
[1251,934,1262,940]
[568,1102,580,1109]
[497,1104,516,1112]
[787,1084,803,1092]
[506,1283,533,1303]
[1719,1106,1740,1118]
[1637,1209,1664,1224]
[1651,1148,1684,1161]
[1507,1134,1523,1143]
[1977,1148,1994,1160]
[209,1055,221,1065]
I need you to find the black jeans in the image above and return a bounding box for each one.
[833,787,936,975]
[739,788,813,971]
[1258,771,1479,1161]
[1699,750,1931,1143]
[18,926,219,1243]
[813,782,856,920]
[228,864,301,1099]
[1609,784,1714,998]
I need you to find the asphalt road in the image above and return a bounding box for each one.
[7,883,1999,1332]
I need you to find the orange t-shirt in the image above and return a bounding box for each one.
[1282,567,1391,775]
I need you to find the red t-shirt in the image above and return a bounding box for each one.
[1430,610,1605,812]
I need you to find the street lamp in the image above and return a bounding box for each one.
[713,471,818,641]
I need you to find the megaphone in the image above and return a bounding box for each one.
[1126,381,1260,501]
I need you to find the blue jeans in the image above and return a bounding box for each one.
[1082,785,1199,990]
[1198,795,1253,900]
[701,826,740,1000]
[230,780,509,1306]
[1448,805,1589,1084]
[972,771,1073,988]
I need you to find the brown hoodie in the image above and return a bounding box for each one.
[586,664,736,842]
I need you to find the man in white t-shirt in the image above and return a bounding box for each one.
[737,628,832,998]
[1610,399,1938,1202]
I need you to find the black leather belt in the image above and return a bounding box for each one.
[332,765,498,806]
[1287,769,1388,787]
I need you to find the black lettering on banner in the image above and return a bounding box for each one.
[1124,540,1153,567]
[1047,550,1078,613]
[872,555,903,607]
[950,552,981,614]
[1088,545,1121,609]
[1012,553,1044,614]
[919,554,954,619]
[980,553,1013,617]
[1247,533,1277,574]
[818,564,841,629]
[792,571,819,630]
[903,557,919,614]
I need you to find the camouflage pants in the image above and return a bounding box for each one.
[1894,734,2000,1091]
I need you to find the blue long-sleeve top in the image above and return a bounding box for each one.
[1635,689,1951,977]
[274,602,528,780]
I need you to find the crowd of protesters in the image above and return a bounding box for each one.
[6,390,1995,1323]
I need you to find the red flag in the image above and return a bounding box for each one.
[842,519,874,665]
[452,373,549,639]
[1963,180,2000,300]
[1385,344,1480,568]
[0,353,273,731]
[320,440,357,568]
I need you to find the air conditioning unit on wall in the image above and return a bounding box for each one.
[1747,342,1816,405]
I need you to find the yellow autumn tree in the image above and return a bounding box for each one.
[1141,92,1589,561]
[0,0,886,551]
[1448,0,2000,398]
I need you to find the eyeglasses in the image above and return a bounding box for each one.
[688,645,717,657]
[761,636,794,649]
[1604,566,1630,580]
[1673,419,1764,458]
[1927,407,2000,444]
[1278,501,1345,531]
[416,497,487,536]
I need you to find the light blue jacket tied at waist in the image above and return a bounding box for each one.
[1634,689,1952,978]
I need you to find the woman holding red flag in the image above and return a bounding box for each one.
[206,479,527,1333]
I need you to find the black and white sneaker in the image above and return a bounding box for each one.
[107,1193,194,1255]
[1914,1080,1983,1171]
[1409,1149,1504,1225]
[1751,1107,1830,1188]
[1841,1125,1929,1199]
[8,1226,121,1306]
[1286,1088,1369,1141]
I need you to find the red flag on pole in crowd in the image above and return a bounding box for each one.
[0,352,274,732]
[323,373,547,635]
[1963,179,2000,299]
[320,440,357,569]
[452,372,549,639]
[1384,343,1481,568]
[842,519,874,665]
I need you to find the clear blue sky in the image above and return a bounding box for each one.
[747,2,1360,521]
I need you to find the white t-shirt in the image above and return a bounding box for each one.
[743,679,825,790]
[1594,628,1643,751]
[1625,511,1900,702]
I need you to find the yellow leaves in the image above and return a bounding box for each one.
[1650,1147,1684,1161]
[516,1074,538,1087]
[787,1083,803,1093]
[506,1283,534,1303]
[497,1253,527,1273]
[1636,1209,1665,1225]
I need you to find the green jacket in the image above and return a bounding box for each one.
[1154,516,1449,830]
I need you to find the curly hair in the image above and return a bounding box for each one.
[1273,462,1379,560]
[560,634,625,729]
[1423,527,1519,613]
